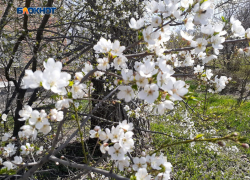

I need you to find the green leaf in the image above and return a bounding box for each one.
[157,91,162,101]
[51,94,59,100]
[0,168,16,175]
[195,134,204,139]
[67,92,72,99]
[118,80,123,85]
[189,96,198,101]
[213,32,220,36]
[138,33,143,40]
[132,84,138,91]
[180,7,185,12]
[130,175,136,180]
[152,73,158,79]
[69,80,74,87]
[221,16,226,22]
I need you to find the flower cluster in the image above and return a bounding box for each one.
[0,139,23,171]
[115,55,188,111]
[89,120,172,179]
[22,58,71,95]
[193,65,231,93]
[94,38,128,72]
[0,139,43,171]
[17,105,65,139]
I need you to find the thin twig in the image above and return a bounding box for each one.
[49,155,129,180]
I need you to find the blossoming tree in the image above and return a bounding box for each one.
[0,0,250,179]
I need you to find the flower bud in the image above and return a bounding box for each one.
[60,156,65,159]
[127,168,131,172]
[141,151,146,156]
[161,93,167,100]
[217,141,226,147]
[232,132,238,136]
[50,115,56,121]
[55,162,59,165]
[114,79,119,86]
[238,48,244,54]
[157,173,164,179]
[94,126,101,131]
[242,143,249,149]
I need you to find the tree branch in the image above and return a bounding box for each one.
[49,155,129,180]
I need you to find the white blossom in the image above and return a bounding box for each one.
[181,0,193,9]
[18,105,32,121]
[82,63,93,75]
[97,58,110,71]
[132,157,147,171]
[21,143,33,155]
[118,120,134,132]
[139,59,158,78]
[50,109,64,121]
[162,79,188,101]
[194,65,204,74]
[55,99,73,110]
[135,168,151,180]
[156,100,174,115]
[246,28,250,39]
[108,126,123,143]
[117,86,135,102]
[108,143,126,160]
[151,16,162,27]
[135,73,148,87]
[99,128,110,142]
[192,38,208,53]
[36,146,43,155]
[2,132,11,142]
[38,120,52,135]
[138,84,159,104]
[22,70,43,89]
[113,56,127,70]
[12,156,22,165]
[143,26,159,45]
[19,125,38,140]
[180,30,193,41]
[119,131,134,152]
[129,18,144,30]
[111,40,125,56]
[94,37,112,53]
[4,143,17,157]
[43,58,62,71]
[230,16,245,37]
[2,113,7,121]
[115,157,130,171]
[2,161,15,170]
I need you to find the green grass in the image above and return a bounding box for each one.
[150,93,250,179]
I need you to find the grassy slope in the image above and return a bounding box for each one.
[151,89,250,179]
